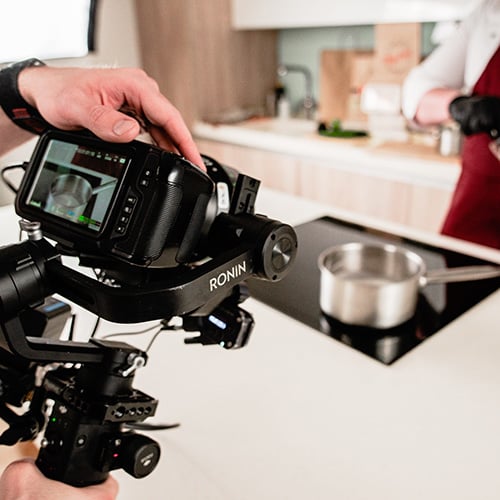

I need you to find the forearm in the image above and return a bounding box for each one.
[0,107,34,156]
[413,87,462,127]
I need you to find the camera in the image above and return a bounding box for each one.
[0,130,298,486]
[15,130,221,266]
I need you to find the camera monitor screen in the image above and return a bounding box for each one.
[26,139,129,232]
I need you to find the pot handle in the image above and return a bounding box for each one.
[420,265,500,286]
[91,179,116,195]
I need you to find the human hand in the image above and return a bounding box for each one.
[18,65,203,167]
[0,459,118,500]
[489,138,500,162]
[449,95,500,136]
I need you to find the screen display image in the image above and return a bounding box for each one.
[27,139,129,232]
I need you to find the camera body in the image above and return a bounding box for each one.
[15,131,216,265]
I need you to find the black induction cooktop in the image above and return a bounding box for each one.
[247,216,500,365]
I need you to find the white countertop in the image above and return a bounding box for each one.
[1,189,500,500]
[194,119,461,190]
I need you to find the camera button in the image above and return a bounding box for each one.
[139,179,150,188]
[76,435,87,447]
[120,215,130,224]
[126,195,137,205]
[116,225,126,234]
[123,206,133,215]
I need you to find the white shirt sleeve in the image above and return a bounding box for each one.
[401,0,497,120]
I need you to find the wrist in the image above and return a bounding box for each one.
[0,58,51,134]
[17,64,48,108]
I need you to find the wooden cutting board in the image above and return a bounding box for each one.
[319,24,420,124]
[319,50,374,124]
[372,23,421,84]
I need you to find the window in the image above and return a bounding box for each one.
[0,0,98,64]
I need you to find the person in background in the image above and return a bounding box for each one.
[0,59,204,498]
[402,0,500,248]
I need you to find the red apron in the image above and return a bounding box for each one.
[440,46,500,248]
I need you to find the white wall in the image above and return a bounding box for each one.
[0,0,142,205]
[79,0,141,69]
[232,0,482,29]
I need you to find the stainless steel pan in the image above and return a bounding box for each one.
[47,174,115,221]
[318,242,500,329]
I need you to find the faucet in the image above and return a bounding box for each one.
[277,64,316,120]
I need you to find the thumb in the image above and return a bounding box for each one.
[83,104,141,142]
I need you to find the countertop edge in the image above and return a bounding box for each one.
[193,120,461,191]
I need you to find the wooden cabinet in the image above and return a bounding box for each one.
[295,157,452,232]
[196,138,453,233]
[196,139,301,195]
[231,0,481,29]
[133,0,277,128]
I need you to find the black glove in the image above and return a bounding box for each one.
[449,95,500,137]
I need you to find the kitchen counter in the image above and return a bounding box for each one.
[194,118,461,190]
[0,189,499,500]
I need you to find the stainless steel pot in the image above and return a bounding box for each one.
[49,174,93,207]
[318,242,500,329]
[47,174,115,221]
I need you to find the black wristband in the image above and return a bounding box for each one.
[0,58,51,134]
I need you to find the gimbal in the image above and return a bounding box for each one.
[0,163,297,486]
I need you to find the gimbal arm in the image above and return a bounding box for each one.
[0,212,296,363]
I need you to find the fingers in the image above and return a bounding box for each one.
[82,104,142,142]
[149,125,205,170]
[489,139,500,161]
[84,475,119,499]
[74,76,203,167]
[84,67,203,166]
[69,98,204,169]
[0,459,119,500]
[139,95,204,168]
